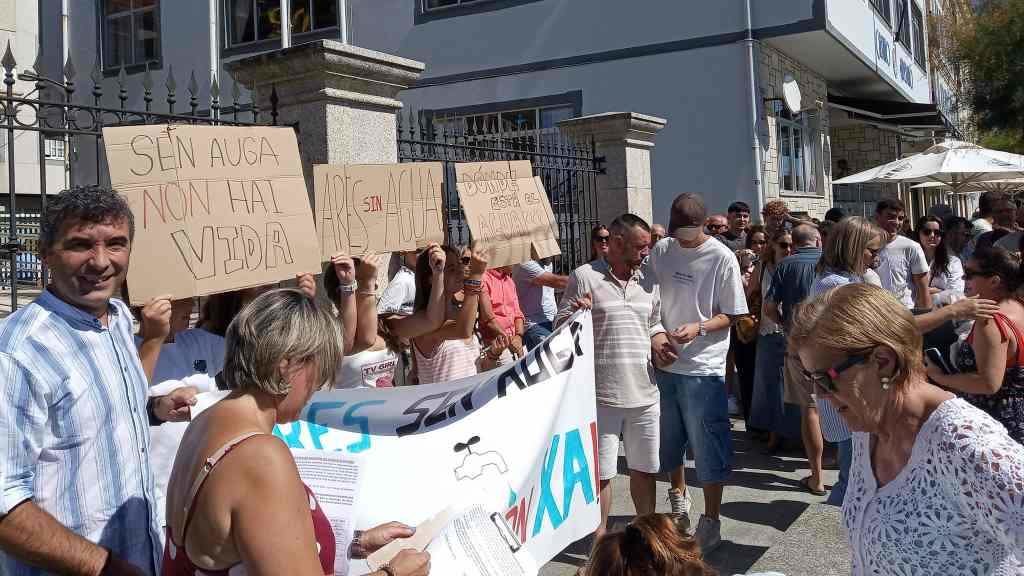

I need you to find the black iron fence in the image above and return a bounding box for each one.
[397,111,604,275]
[832,182,891,218]
[1,41,278,311]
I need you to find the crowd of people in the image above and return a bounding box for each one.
[0,183,1022,576]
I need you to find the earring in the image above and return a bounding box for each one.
[880,377,891,391]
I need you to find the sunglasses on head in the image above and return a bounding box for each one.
[800,351,872,394]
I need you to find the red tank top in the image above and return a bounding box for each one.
[161,433,335,575]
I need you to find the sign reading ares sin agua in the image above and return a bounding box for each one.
[103,125,321,304]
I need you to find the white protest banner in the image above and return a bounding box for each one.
[103,125,321,304]
[313,162,445,259]
[454,161,561,267]
[272,311,599,570]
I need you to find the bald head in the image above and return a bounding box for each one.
[706,214,728,235]
[792,224,820,248]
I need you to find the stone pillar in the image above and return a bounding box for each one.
[225,40,425,198]
[557,112,667,226]
[226,41,424,303]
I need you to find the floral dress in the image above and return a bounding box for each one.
[955,313,1024,444]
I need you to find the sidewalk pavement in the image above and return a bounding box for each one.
[541,420,848,576]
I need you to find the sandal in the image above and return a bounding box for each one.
[799,476,827,496]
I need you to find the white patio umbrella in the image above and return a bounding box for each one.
[909,178,1024,195]
[833,139,1024,193]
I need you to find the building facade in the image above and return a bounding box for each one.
[52,0,965,222]
[1,0,67,210]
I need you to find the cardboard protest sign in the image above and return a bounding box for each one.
[454,161,560,267]
[268,311,600,569]
[103,125,320,304]
[313,162,444,260]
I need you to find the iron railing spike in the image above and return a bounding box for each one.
[165,64,176,91]
[142,63,153,90]
[210,73,220,99]
[91,59,102,86]
[1,40,15,73]
[188,70,198,96]
[63,55,75,81]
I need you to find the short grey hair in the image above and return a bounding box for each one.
[221,288,343,395]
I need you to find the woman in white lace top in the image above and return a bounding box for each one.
[789,283,1024,575]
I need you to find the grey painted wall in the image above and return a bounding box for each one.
[399,43,757,222]
[349,0,792,79]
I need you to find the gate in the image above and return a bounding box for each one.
[396,110,604,275]
[1,42,278,312]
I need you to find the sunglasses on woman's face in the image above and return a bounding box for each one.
[921,228,942,237]
[594,235,610,243]
[801,352,871,394]
[777,242,792,249]
[461,256,471,265]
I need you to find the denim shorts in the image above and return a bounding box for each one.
[656,370,733,484]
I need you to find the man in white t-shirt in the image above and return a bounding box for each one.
[874,198,931,310]
[648,193,748,554]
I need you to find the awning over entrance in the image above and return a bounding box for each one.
[828,94,953,136]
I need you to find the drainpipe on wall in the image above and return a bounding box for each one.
[744,0,765,216]
[209,0,218,84]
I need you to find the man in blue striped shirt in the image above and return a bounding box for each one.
[0,186,195,575]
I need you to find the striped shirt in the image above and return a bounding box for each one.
[0,290,162,576]
[555,259,665,407]
[809,271,869,443]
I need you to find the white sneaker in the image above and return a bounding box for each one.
[727,395,742,417]
[693,514,722,555]
[667,488,692,534]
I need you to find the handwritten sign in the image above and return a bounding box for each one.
[314,162,444,259]
[455,161,560,267]
[103,125,321,304]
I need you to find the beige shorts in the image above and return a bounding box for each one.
[783,353,816,409]
[597,403,661,481]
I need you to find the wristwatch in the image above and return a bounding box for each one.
[697,321,707,337]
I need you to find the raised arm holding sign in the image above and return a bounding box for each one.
[314,162,445,259]
[454,161,560,268]
[103,125,321,305]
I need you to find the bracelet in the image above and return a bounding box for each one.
[337,280,358,295]
[381,565,397,576]
[356,287,378,297]
[464,278,483,287]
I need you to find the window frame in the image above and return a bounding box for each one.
[221,0,341,58]
[911,1,926,68]
[870,0,893,27]
[99,0,163,75]
[43,136,66,161]
[894,0,912,49]
[415,0,544,24]
[775,104,819,196]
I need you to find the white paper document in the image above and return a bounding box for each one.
[293,449,365,576]
[367,504,536,576]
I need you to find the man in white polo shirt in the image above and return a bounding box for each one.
[649,193,748,554]
[556,213,670,541]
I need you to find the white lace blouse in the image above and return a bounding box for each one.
[844,398,1024,576]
